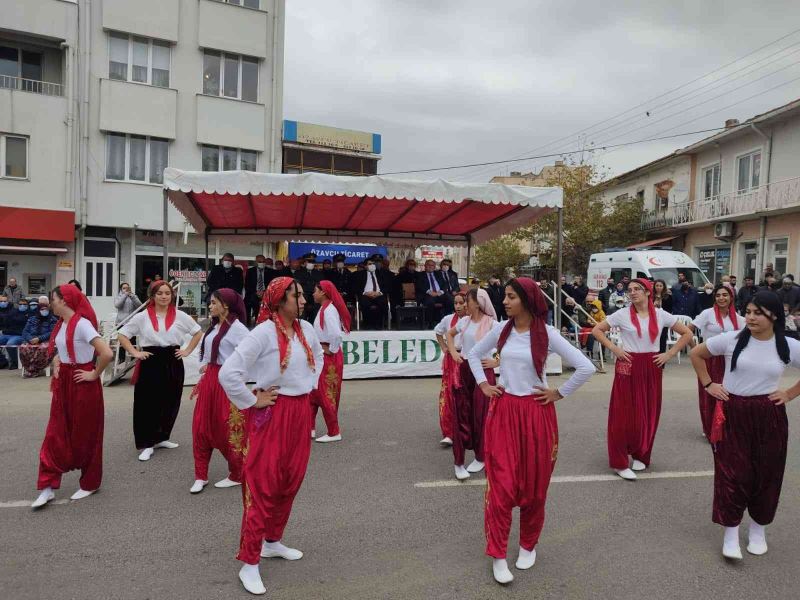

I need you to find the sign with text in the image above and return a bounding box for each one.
[288,243,387,264]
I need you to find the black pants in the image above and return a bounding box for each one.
[359,294,388,329]
[423,293,454,327]
[133,346,184,449]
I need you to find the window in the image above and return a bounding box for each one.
[737,151,761,192]
[106,133,169,183]
[768,238,788,277]
[1,134,28,178]
[219,0,261,8]
[0,45,43,91]
[202,50,258,101]
[702,164,720,200]
[200,145,258,171]
[108,33,170,88]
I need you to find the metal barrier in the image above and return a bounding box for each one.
[544,282,606,373]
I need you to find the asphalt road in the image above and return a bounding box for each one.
[1,361,798,600]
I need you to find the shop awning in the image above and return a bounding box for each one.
[162,169,563,247]
[0,207,75,242]
[627,236,677,249]
[0,245,68,254]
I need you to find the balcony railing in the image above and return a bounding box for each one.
[641,176,800,230]
[0,74,63,97]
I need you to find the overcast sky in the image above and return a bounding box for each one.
[284,1,800,183]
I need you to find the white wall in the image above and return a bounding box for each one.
[597,157,691,213]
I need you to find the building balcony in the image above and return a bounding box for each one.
[641,176,800,230]
[0,74,63,97]
[198,0,269,58]
[99,78,177,139]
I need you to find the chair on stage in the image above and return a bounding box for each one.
[395,283,425,330]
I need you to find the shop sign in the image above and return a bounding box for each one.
[168,269,207,283]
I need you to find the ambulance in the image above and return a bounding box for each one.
[587,250,709,291]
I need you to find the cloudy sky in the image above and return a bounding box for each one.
[284,1,800,183]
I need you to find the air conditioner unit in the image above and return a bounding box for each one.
[714,221,735,239]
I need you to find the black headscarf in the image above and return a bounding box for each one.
[731,291,790,371]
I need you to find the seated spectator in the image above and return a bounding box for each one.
[416,259,454,327]
[607,282,629,314]
[0,297,30,369]
[2,277,24,306]
[19,296,58,377]
[785,303,799,340]
[777,276,800,310]
[351,257,389,329]
[438,258,459,294]
[578,299,606,356]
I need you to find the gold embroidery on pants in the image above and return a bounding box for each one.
[551,432,559,462]
[228,405,246,455]
[325,364,339,408]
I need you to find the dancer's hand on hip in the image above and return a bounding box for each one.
[74,369,98,383]
[707,383,729,402]
[480,382,504,398]
[534,386,563,405]
[175,347,192,359]
[133,350,152,361]
[254,386,279,408]
[769,389,792,405]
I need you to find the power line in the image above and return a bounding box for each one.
[380,127,728,175]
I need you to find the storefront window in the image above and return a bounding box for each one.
[697,246,731,285]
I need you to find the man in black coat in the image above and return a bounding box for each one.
[777,275,800,311]
[486,275,505,319]
[206,253,244,301]
[571,275,589,306]
[351,256,390,329]
[244,255,276,324]
[295,253,324,321]
[438,258,460,295]
[324,253,352,301]
[416,259,454,328]
[597,277,615,310]
[736,276,757,315]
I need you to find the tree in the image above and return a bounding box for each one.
[510,161,643,275]
[472,235,526,282]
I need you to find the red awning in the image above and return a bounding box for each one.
[0,207,75,242]
[627,236,677,249]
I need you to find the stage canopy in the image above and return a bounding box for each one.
[162,169,562,247]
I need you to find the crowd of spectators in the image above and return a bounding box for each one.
[0,279,58,375]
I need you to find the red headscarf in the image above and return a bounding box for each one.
[146,280,177,331]
[200,288,247,365]
[714,283,740,330]
[318,280,351,333]
[48,284,99,363]
[256,277,315,373]
[629,278,659,343]
[496,277,549,379]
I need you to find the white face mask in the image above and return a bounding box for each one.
[257,262,266,269]
[222,260,232,269]
[705,288,713,294]
[367,264,376,272]
[442,265,450,272]
[306,262,315,270]
[336,262,345,269]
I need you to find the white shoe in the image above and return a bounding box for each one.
[615,468,637,481]
[315,434,342,443]
[516,547,536,570]
[747,523,768,555]
[467,459,485,473]
[261,540,303,560]
[454,465,470,480]
[31,488,55,509]
[631,460,646,471]
[190,480,208,494]
[440,437,453,446]
[154,440,179,449]
[492,558,514,584]
[70,488,96,501]
[311,430,316,439]
[214,477,241,489]
[238,564,266,595]
[722,526,743,560]
[138,448,154,461]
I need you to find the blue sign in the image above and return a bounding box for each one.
[288,243,387,265]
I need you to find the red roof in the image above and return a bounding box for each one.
[0,207,75,242]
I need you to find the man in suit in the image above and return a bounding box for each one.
[295,252,324,321]
[206,253,244,301]
[351,256,389,329]
[244,255,276,324]
[393,258,418,309]
[325,253,352,301]
[438,258,459,295]
[416,259,454,328]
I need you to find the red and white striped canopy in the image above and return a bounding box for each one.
[163,169,562,247]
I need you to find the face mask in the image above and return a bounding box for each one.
[18,305,28,312]
[305,262,315,271]
[367,264,376,272]
[0,302,7,308]
[222,260,233,269]
[257,262,266,269]
[40,309,50,317]
[442,265,450,272]
[705,289,713,294]
[29,304,38,311]
[336,262,344,269]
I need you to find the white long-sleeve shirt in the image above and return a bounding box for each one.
[455,315,495,359]
[200,320,250,366]
[219,319,323,409]
[467,321,595,397]
[434,313,461,350]
[118,310,201,347]
[313,304,344,353]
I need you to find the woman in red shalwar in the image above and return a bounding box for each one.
[467,278,595,584]
[219,277,323,596]
[190,288,250,494]
[691,291,800,560]
[434,292,466,446]
[592,278,693,480]
[32,284,113,509]
[309,281,351,443]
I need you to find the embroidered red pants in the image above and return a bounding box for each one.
[310,350,343,437]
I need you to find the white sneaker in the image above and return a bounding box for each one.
[631,460,647,471]
[138,448,154,461]
[190,480,208,494]
[70,488,96,501]
[439,437,453,446]
[214,477,241,489]
[154,440,179,449]
[311,430,316,439]
[454,465,470,480]
[723,527,743,560]
[315,434,342,443]
[747,523,768,555]
[492,558,514,584]
[516,547,536,570]
[31,488,55,509]
[238,564,266,595]
[615,468,637,481]
[467,459,485,473]
[260,540,303,560]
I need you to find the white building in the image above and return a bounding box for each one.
[0,0,285,317]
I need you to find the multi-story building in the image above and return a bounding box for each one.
[0,0,285,316]
[595,99,800,285]
[281,119,381,176]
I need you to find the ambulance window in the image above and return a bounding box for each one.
[636,271,646,278]
[610,268,631,282]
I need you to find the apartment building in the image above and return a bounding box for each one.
[595,99,800,285]
[0,0,285,316]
